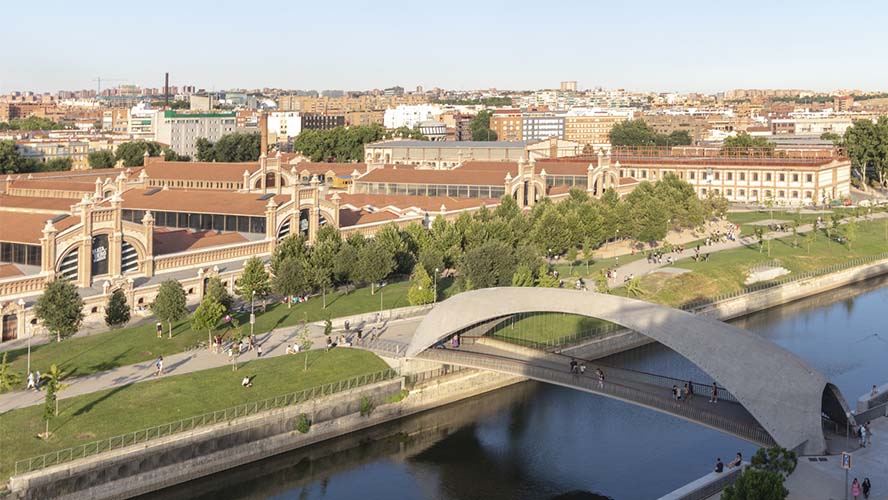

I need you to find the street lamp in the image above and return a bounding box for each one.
[434,268,439,303]
[613,229,620,259]
[250,290,256,338]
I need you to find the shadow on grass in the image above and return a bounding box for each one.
[85,348,135,374]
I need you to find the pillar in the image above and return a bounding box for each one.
[242,169,251,191]
[308,176,320,243]
[265,198,278,248]
[330,192,342,228]
[259,154,268,194]
[141,211,155,277]
[40,220,58,277]
[586,164,595,194]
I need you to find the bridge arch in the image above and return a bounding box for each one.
[405,287,851,455]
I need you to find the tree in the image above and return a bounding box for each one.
[42,376,56,438]
[803,230,816,254]
[195,133,261,162]
[204,276,232,312]
[152,280,188,339]
[723,447,797,500]
[626,277,646,297]
[722,133,776,154]
[104,289,130,328]
[297,325,313,371]
[721,468,788,500]
[333,242,358,292]
[43,157,72,172]
[43,364,66,416]
[610,119,659,147]
[407,265,435,305]
[35,278,84,343]
[191,295,226,346]
[845,217,858,250]
[457,240,516,291]
[272,257,310,308]
[511,264,535,287]
[114,141,162,167]
[88,150,116,169]
[0,352,20,392]
[353,240,396,294]
[236,257,271,304]
[536,263,560,288]
[469,110,498,141]
[754,227,765,253]
[292,125,387,162]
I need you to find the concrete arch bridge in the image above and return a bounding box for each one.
[404,288,854,455]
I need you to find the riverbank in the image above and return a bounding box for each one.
[5,363,522,499]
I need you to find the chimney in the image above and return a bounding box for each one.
[259,112,268,156]
[164,72,169,109]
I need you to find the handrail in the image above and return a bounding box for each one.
[13,368,398,476]
[420,349,775,447]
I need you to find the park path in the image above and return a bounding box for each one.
[0,316,421,413]
[607,211,888,287]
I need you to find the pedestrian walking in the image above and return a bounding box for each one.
[26,371,35,391]
[256,345,263,358]
[687,380,694,401]
[154,356,164,376]
[227,347,234,364]
[871,385,879,398]
[862,478,871,499]
[569,359,578,373]
[865,421,872,447]
[859,424,867,448]
[709,382,718,403]
[35,370,41,390]
[596,368,605,389]
[852,478,860,500]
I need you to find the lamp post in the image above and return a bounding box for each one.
[250,290,256,338]
[613,229,620,259]
[433,268,439,303]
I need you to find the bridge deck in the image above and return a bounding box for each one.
[419,345,775,447]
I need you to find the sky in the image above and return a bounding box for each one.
[2,0,887,94]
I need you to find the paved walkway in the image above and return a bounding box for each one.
[608,212,888,287]
[0,316,421,413]
[421,342,772,446]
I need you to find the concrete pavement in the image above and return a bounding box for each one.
[0,316,422,413]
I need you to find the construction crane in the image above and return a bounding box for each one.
[92,77,126,96]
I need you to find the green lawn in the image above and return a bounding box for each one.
[4,278,455,382]
[553,251,647,279]
[0,348,389,483]
[622,218,888,307]
[488,312,616,346]
[726,207,882,236]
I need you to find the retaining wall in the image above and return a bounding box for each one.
[8,369,522,500]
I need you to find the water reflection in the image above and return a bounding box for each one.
[154,276,888,500]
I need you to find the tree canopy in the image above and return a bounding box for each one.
[843,117,888,187]
[292,125,387,162]
[470,110,498,141]
[609,119,692,147]
[195,133,261,162]
[0,116,65,131]
[104,289,130,328]
[114,141,187,166]
[88,150,116,169]
[236,257,271,303]
[35,279,84,342]
[152,280,188,338]
[722,133,776,153]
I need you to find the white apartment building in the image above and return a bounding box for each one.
[154,110,236,157]
[128,102,158,139]
[267,111,302,143]
[522,113,565,141]
[383,104,442,129]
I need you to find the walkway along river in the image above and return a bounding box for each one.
[145,274,888,500]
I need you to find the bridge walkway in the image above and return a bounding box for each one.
[418,345,776,447]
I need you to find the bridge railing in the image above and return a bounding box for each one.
[422,349,774,447]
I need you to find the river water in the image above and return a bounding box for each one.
[149,276,888,500]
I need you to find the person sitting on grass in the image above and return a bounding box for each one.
[242,376,252,388]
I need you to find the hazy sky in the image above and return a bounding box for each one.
[3,0,886,94]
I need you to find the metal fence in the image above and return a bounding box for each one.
[14,368,398,476]
[493,322,625,351]
[404,364,468,388]
[421,349,775,447]
[853,402,888,424]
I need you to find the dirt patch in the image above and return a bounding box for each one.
[75,432,95,440]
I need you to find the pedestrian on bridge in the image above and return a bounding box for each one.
[596,368,605,389]
[862,478,871,499]
[865,421,873,447]
[859,424,868,448]
[709,382,718,403]
[686,380,694,401]
[852,478,860,500]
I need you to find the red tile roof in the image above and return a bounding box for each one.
[153,228,249,255]
[121,188,282,216]
[143,161,259,182]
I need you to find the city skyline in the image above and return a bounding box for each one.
[3,0,887,94]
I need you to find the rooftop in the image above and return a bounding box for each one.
[153,228,249,255]
[121,188,283,216]
[368,140,527,149]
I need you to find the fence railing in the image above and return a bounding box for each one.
[14,368,398,476]
[492,322,624,351]
[404,364,468,388]
[853,401,888,424]
[422,349,774,447]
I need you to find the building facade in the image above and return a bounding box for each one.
[154,111,237,157]
[522,113,565,141]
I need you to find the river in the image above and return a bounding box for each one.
[148,276,888,500]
